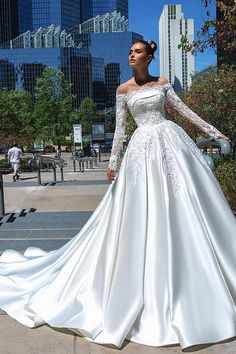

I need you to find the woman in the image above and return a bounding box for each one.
[0,40,235,350]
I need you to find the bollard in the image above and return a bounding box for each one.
[98,149,101,162]
[52,163,57,182]
[37,159,41,185]
[60,163,64,181]
[73,159,76,172]
[79,160,84,172]
[0,171,5,217]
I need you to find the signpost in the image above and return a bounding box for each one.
[73,124,82,153]
[91,123,105,141]
[33,141,44,151]
[91,123,105,162]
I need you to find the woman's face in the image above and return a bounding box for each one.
[129,42,152,68]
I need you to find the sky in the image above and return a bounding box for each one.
[128,0,216,75]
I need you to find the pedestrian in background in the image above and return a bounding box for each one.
[7,142,22,182]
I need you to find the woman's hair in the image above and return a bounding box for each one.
[134,39,158,58]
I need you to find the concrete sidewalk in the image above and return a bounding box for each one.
[0,154,235,353]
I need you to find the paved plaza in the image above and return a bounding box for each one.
[0,154,235,353]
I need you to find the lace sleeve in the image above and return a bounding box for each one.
[108,94,128,171]
[165,84,222,138]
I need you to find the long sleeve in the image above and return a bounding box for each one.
[165,84,222,139]
[108,94,128,171]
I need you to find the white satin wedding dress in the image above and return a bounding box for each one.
[0,83,236,350]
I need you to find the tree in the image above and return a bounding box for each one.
[34,67,75,147]
[0,89,34,146]
[76,97,100,134]
[178,0,236,66]
[165,65,236,142]
[125,112,137,140]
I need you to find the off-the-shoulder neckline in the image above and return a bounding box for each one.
[116,82,172,97]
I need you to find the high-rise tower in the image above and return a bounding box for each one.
[31,0,83,30]
[0,0,19,44]
[93,0,128,19]
[159,4,195,91]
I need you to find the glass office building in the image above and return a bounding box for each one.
[31,0,82,30]
[72,30,142,106]
[0,0,33,44]
[0,47,93,106]
[0,1,94,40]
[0,27,141,108]
[18,0,33,34]
[0,26,94,106]
[0,0,19,44]
[0,0,144,109]
[92,0,128,19]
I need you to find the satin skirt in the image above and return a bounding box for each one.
[0,121,236,349]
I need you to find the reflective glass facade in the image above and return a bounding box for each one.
[80,0,93,24]
[32,0,82,30]
[0,0,19,44]
[72,31,142,106]
[0,47,93,106]
[18,0,32,34]
[0,1,143,109]
[92,0,128,19]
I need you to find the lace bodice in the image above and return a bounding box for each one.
[108,83,222,170]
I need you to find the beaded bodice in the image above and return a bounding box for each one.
[126,86,167,127]
[108,83,221,171]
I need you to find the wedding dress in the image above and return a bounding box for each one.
[0,83,236,350]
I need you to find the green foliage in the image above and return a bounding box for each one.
[76,97,100,133]
[0,159,10,168]
[214,155,236,213]
[125,112,137,139]
[0,89,34,145]
[166,65,236,142]
[178,1,236,65]
[34,67,76,146]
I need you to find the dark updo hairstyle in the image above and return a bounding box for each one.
[134,39,158,59]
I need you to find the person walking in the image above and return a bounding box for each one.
[7,143,22,182]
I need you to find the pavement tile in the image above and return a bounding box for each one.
[0,239,71,253]
[1,317,235,354]
[0,317,75,354]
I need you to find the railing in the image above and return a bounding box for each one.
[29,155,66,185]
[196,138,231,170]
[71,156,98,173]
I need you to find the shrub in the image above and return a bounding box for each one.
[214,156,236,213]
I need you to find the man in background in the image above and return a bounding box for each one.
[7,143,22,182]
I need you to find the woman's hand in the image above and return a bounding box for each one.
[218,133,231,142]
[107,168,116,183]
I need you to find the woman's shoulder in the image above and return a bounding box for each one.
[116,77,169,95]
[116,79,133,95]
[155,76,169,85]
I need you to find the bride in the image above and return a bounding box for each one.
[0,39,235,350]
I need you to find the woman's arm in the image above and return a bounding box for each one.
[165,83,229,140]
[107,93,128,182]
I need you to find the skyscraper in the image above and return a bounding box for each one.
[0,0,19,44]
[159,4,195,91]
[0,0,139,108]
[0,1,129,42]
[93,0,128,19]
[18,0,33,34]
[31,0,83,30]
